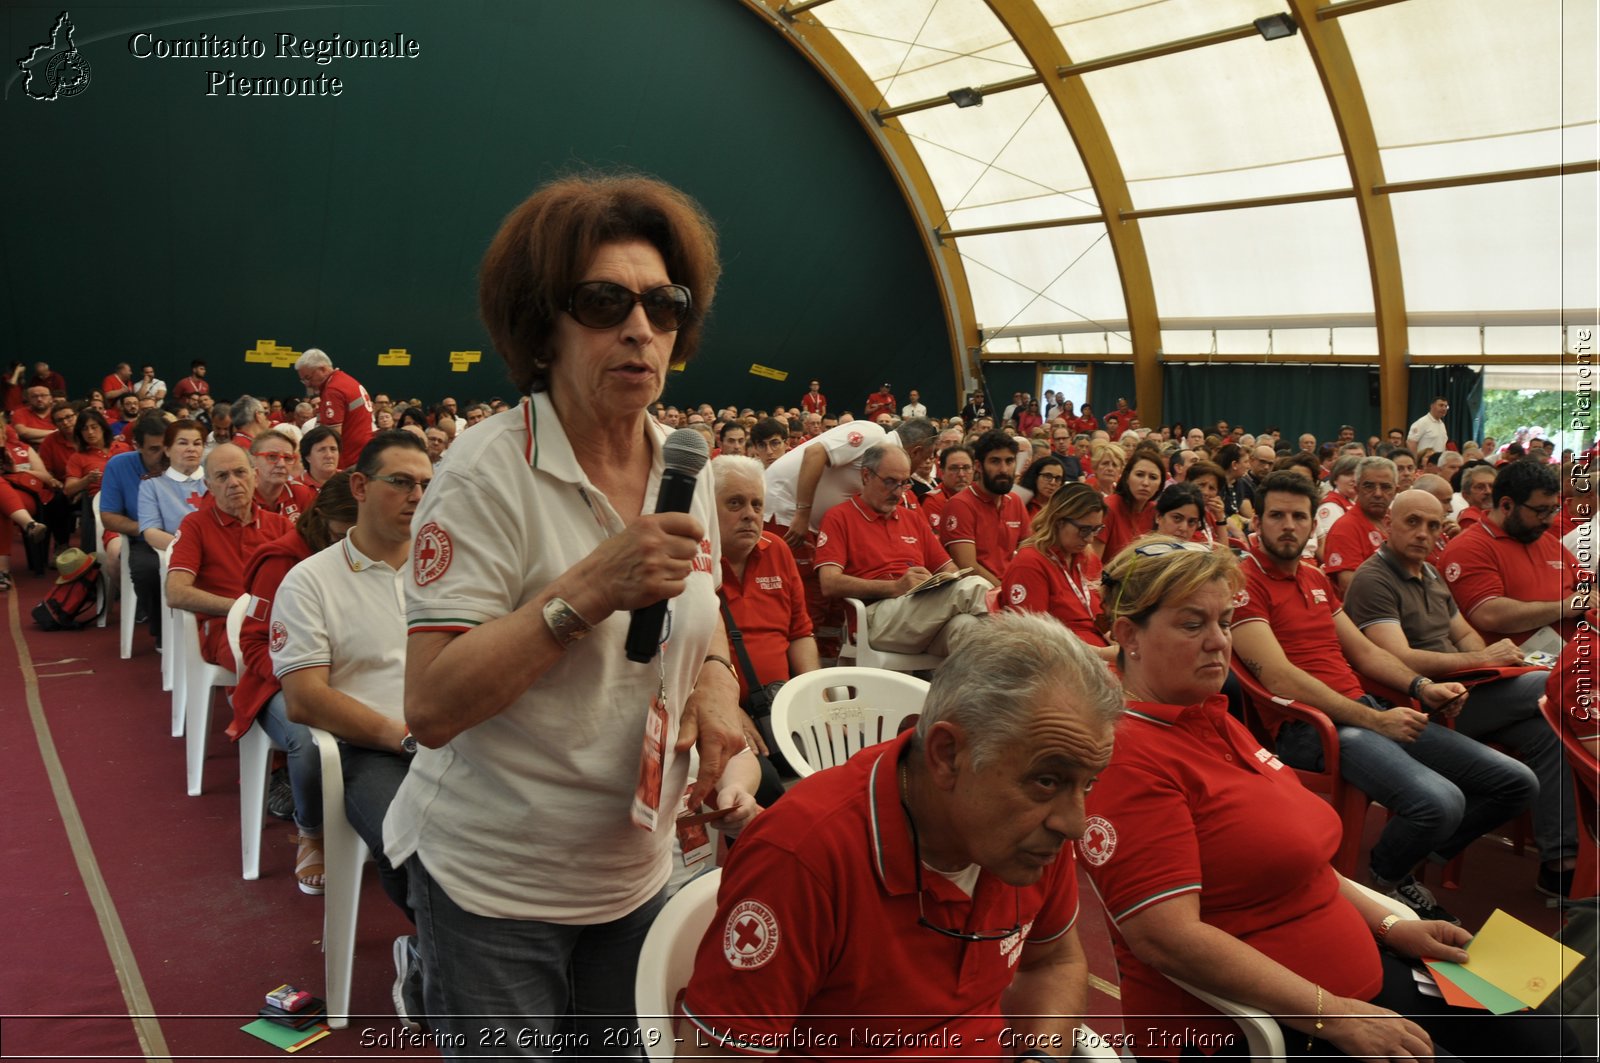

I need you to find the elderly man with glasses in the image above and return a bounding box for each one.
[1440,459,1590,650]
[813,442,991,656]
[680,611,1120,1057]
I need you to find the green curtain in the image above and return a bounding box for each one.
[1089,364,1138,423]
[1408,366,1483,445]
[1163,364,1378,444]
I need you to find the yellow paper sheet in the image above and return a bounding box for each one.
[378,348,412,367]
[749,363,788,381]
[1464,908,1585,1009]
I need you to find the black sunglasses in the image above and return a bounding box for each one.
[565,281,693,332]
[904,802,1023,942]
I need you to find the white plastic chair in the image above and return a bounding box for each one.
[157,544,175,696]
[229,596,285,880]
[634,867,1120,1060]
[1165,881,1418,1059]
[636,867,721,1060]
[180,594,242,796]
[835,597,945,672]
[770,667,929,778]
[88,493,108,628]
[308,725,372,1031]
[117,530,136,658]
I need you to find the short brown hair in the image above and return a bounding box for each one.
[478,173,722,394]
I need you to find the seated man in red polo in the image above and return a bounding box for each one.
[1453,462,1496,531]
[680,611,1119,1057]
[1441,459,1589,650]
[250,430,315,522]
[940,430,1027,586]
[166,443,291,669]
[1323,456,1399,596]
[816,443,990,656]
[921,444,974,535]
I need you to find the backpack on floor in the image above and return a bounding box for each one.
[31,548,104,632]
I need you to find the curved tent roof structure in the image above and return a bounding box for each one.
[737,0,1597,427]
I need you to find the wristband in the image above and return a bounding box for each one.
[703,654,737,680]
[1375,913,1402,942]
[1407,675,1433,699]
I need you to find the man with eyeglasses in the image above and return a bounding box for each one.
[1440,460,1589,649]
[296,348,374,469]
[38,403,80,483]
[815,443,990,656]
[10,384,58,445]
[167,444,292,668]
[1049,425,1085,482]
[250,430,316,523]
[681,611,1118,1056]
[923,444,974,535]
[272,430,432,1029]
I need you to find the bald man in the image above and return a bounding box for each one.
[1342,489,1577,898]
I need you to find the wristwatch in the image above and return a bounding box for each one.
[400,729,418,756]
[543,596,593,648]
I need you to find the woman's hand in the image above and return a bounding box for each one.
[1381,918,1471,963]
[584,512,706,615]
[714,781,762,833]
[1319,996,1435,1063]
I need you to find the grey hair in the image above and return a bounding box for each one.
[295,348,332,371]
[893,416,938,451]
[860,442,906,475]
[711,454,766,489]
[916,611,1124,770]
[1328,454,1363,481]
[230,394,262,426]
[1356,456,1397,480]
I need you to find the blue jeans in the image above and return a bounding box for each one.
[255,691,322,834]
[1277,696,1537,883]
[1454,670,1576,862]
[405,857,665,1059]
[338,742,412,920]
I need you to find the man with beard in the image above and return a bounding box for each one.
[1441,460,1589,648]
[940,430,1027,587]
[1231,472,1535,922]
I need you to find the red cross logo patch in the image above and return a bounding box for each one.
[269,620,288,653]
[413,522,453,586]
[722,899,780,970]
[1078,815,1117,867]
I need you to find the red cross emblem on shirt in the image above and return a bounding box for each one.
[185,490,204,508]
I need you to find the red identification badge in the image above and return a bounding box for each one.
[631,694,670,832]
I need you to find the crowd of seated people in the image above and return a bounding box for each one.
[5,311,1594,1058]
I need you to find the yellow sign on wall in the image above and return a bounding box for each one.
[749,363,788,382]
[378,348,412,367]
[246,339,301,368]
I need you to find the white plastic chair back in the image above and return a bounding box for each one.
[836,597,944,672]
[771,667,928,778]
[116,526,136,659]
[180,594,241,796]
[309,726,373,1030]
[158,546,181,730]
[636,867,721,1060]
[88,493,108,628]
[227,594,282,879]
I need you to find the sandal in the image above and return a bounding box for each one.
[0,569,11,592]
[292,832,325,895]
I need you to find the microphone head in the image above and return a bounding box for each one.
[662,427,710,476]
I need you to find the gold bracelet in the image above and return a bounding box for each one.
[1307,984,1324,1050]
[1376,913,1402,942]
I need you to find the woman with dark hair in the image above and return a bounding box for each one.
[136,420,207,553]
[387,173,747,1053]
[396,406,429,432]
[1017,453,1067,519]
[232,471,359,895]
[63,408,127,502]
[1001,482,1116,660]
[1099,445,1165,561]
[298,424,342,491]
[1071,401,1098,436]
[1084,537,1577,1061]
[1184,459,1230,548]
[1154,481,1205,542]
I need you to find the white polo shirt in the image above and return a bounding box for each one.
[383,393,718,923]
[763,421,891,532]
[269,534,407,719]
[1407,412,1447,454]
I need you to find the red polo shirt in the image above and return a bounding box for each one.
[254,480,316,525]
[1082,696,1379,1060]
[864,390,895,419]
[816,496,950,581]
[37,431,77,480]
[101,373,132,399]
[1440,518,1585,646]
[1001,544,1107,647]
[682,728,1080,1056]
[10,407,55,437]
[316,368,374,468]
[1234,546,1364,738]
[720,532,812,706]
[169,500,291,666]
[939,487,1026,576]
[921,484,960,534]
[1323,508,1384,578]
[1099,493,1157,563]
[801,391,826,415]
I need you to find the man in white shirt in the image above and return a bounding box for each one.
[900,389,927,420]
[273,429,428,1027]
[1407,396,1450,455]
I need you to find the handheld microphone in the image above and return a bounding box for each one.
[625,428,712,663]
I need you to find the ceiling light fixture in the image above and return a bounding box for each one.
[1253,13,1298,40]
[947,87,983,108]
